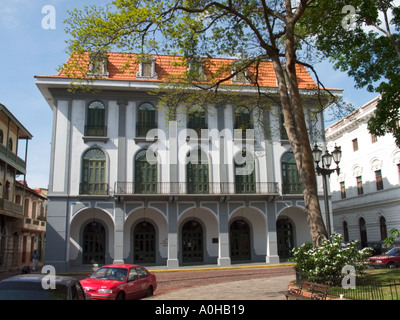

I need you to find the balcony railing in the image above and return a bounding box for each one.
[84,125,107,137]
[281,182,303,195]
[114,182,279,195]
[79,183,109,195]
[0,198,23,217]
[0,143,26,173]
[136,122,158,137]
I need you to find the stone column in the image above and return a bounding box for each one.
[218,200,231,266]
[266,202,280,264]
[167,200,179,268]
[113,203,125,264]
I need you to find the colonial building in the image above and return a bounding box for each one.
[0,103,33,272]
[326,96,400,251]
[35,53,337,272]
[15,181,47,269]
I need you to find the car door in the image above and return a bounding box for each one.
[126,267,141,299]
[136,267,150,297]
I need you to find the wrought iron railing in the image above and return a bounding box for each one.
[114,182,279,195]
[79,183,109,195]
[84,125,107,137]
[136,122,158,137]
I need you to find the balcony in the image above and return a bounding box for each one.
[281,182,303,195]
[114,182,279,195]
[15,217,46,233]
[0,143,26,174]
[79,183,109,196]
[0,198,23,218]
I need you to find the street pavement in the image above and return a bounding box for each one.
[146,274,295,300]
[145,263,296,300]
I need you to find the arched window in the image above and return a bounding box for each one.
[380,216,388,241]
[137,102,156,137]
[234,107,253,139]
[135,149,157,194]
[187,150,209,194]
[281,152,301,194]
[343,221,349,242]
[187,108,207,135]
[86,100,106,136]
[81,148,107,195]
[359,218,368,248]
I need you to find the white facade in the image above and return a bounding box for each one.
[326,96,400,251]
[35,53,331,272]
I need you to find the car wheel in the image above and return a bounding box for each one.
[387,262,396,269]
[145,286,153,297]
[116,292,125,300]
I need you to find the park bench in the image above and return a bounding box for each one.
[285,281,330,300]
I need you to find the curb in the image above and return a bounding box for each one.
[150,263,295,273]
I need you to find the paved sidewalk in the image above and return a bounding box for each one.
[147,274,295,300]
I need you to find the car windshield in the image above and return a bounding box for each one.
[0,281,69,300]
[386,248,400,256]
[90,267,127,281]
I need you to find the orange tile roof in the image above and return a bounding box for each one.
[38,52,323,90]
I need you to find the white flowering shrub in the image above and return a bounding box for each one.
[290,233,373,285]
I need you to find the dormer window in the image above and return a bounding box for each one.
[187,58,206,81]
[87,52,109,77]
[136,56,158,79]
[231,60,250,84]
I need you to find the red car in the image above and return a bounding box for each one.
[80,264,157,300]
[369,247,400,269]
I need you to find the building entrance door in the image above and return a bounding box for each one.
[182,220,203,263]
[134,221,156,264]
[83,221,105,264]
[230,220,251,261]
[276,218,294,261]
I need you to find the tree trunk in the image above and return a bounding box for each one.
[270,21,328,247]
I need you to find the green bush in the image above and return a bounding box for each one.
[289,233,373,285]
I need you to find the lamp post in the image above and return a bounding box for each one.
[312,143,342,237]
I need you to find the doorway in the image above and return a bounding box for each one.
[182,220,203,263]
[276,218,294,261]
[134,221,156,264]
[230,219,251,261]
[83,221,106,264]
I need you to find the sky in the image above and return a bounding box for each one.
[0,0,378,189]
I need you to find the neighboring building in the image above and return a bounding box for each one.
[0,103,33,272]
[35,52,338,272]
[15,181,47,269]
[326,96,400,251]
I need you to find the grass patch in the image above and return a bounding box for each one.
[329,268,400,300]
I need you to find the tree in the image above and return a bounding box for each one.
[301,1,400,145]
[63,0,340,246]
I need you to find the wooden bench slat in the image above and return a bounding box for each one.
[285,281,329,300]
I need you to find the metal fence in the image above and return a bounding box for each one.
[296,272,400,300]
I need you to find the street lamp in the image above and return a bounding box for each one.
[312,143,342,237]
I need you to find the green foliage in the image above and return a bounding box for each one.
[300,0,400,146]
[290,233,373,285]
[384,228,400,247]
